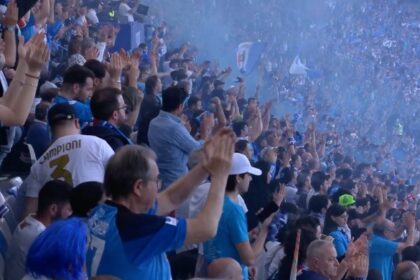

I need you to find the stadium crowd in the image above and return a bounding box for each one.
[0,0,418,279]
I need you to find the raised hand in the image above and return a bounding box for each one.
[202,128,235,178]
[127,53,140,87]
[273,184,286,206]
[107,52,124,80]
[2,0,18,27]
[348,254,369,278]
[24,34,49,74]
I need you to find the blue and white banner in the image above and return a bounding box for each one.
[236,41,265,74]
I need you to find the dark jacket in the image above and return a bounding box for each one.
[136,94,161,145]
[82,124,130,151]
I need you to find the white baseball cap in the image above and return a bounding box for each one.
[229,153,262,176]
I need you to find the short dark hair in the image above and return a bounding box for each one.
[232,121,247,137]
[70,181,104,217]
[90,87,121,120]
[84,59,106,79]
[63,65,95,87]
[187,96,200,109]
[235,139,249,154]
[35,102,50,121]
[295,216,321,233]
[308,195,329,214]
[226,174,246,192]
[104,145,156,199]
[161,86,188,112]
[37,180,72,215]
[145,75,159,96]
[311,171,328,192]
[68,36,82,55]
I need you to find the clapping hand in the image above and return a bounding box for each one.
[202,128,235,178]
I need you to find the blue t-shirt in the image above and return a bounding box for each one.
[369,234,398,280]
[203,196,249,280]
[329,228,349,258]
[54,95,92,127]
[86,201,187,280]
[21,15,36,42]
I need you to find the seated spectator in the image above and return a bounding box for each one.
[25,101,51,158]
[23,103,114,217]
[54,64,95,127]
[323,204,350,261]
[394,261,420,280]
[70,181,105,217]
[82,87,132,151]
[6,180,72,280]
[23,218,87,280]
[86,130,235,279]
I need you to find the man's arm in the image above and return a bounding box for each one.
[236,224,269,267]
[0,34,47,126]
[156,163,208,216]
[2,0,18,68]
[183,129,235,245]
[397,213,416,253]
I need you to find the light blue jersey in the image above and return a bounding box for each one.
[86,201,187,280]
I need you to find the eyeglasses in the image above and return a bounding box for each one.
[148,175,162,191]
[118,105,127,111]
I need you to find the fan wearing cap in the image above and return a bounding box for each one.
[22,103,114,217]
[203,153,272,280]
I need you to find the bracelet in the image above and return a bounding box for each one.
[25,73,40,80]
[6,25,16,32]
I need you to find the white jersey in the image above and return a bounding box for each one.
[25,134,114,198]
[5,215,46,280]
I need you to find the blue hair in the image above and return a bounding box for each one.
[26,218,87,280]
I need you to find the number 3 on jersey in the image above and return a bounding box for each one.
[49,155,73,185]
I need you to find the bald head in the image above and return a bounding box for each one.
[394,261,420,280]
[373,218,395,237]
[307,240,333,260]
[306,240,339,278]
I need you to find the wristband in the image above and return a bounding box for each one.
[6,25,16,32]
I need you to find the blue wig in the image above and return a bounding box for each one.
[26,218,87,280]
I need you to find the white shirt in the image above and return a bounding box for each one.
[119,3,134,22]
[25,134,114,198]
[6,215,46,280]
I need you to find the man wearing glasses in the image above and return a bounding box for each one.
[82,87,132,151]
[369,213,416,280]
[86,129,236,279]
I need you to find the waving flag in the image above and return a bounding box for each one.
[237,41,265,74]
[289,55,322,80]
[289,56,309,75]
